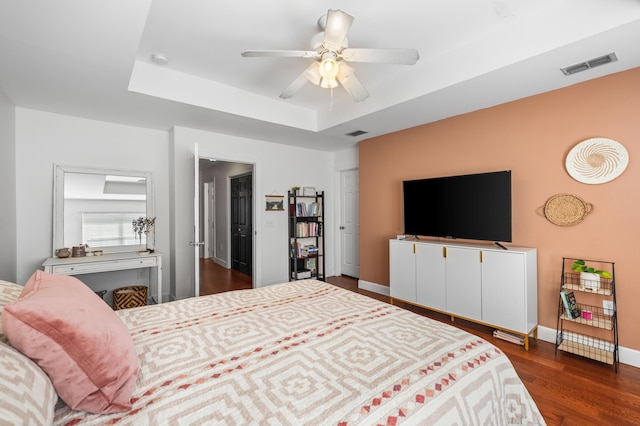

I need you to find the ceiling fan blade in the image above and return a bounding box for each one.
[337,63,369,102]
[241,50,319,59]
[322,9,354,50]
[280,63,322,99]
[340,48,420,65]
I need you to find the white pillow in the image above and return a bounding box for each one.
[0,341,57,425]
[0,280,23,344]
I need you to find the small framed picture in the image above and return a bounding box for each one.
[265,195,284,211]
[303,186,316,196]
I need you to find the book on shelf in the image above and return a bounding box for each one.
[302,245,318,257]
[560,290,580,319]
[292,200,322,218]
[295,222,319,237]
[308,202,322,217]
[290,241,302,258]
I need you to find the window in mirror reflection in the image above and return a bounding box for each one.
[82,213,145,247]
[63,173,147,248]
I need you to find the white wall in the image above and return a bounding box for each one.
[14,108,171,289]
[0,90,16,282]
[170,126,335,300]
[11,108,345,301]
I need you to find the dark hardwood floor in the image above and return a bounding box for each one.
[199,258,252,295]
[199,266,640,425]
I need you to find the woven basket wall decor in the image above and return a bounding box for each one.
[538,194,592,226]
[113,286,148,310]
[565,138,628,184]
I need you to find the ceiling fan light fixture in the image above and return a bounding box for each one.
[304,62,322,86]
[320,77,338,89]
[319,53,339,79]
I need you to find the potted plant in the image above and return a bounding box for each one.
[571,259,611,291]
[291,186,301,196]
[132,216,156,254]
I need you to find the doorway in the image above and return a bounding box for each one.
[198,159,254,295]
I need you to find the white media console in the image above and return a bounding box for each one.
[389,239,538,350]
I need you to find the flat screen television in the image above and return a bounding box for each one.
[402,170,512,243]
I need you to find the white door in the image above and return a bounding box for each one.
[191,144,203,298]
[340,170,359,277]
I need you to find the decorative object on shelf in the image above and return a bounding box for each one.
[55,247,71,258]
[291,186,301,196]
[132,216,156,253]
[538,193,592,226]
[571,259,612,291]
[303,186,316,196]
[565,137,629,184]
[265,195,284,211]
[71,245,86,257]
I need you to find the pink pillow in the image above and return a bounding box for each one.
[2,271,138,414]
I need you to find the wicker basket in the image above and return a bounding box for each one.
[540,193,592,226]
[113,286,147,310]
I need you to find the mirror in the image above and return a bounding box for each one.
[53,165,154,255]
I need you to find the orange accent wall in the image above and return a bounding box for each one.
[359,67,640,351]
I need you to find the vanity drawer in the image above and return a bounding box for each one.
[51,256,158,275]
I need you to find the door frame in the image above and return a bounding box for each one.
[196,153,258,290]
[203,180,216,260]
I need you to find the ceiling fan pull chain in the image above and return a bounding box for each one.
[329,86,334,112]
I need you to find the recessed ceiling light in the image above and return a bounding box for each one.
[151,52,169,65]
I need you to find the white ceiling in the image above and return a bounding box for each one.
[1,0,640,152]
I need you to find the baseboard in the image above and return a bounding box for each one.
[537,325,640,369]
[212,257,227,268]
[357,279,390,296]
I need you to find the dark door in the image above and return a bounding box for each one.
[231,175,252,275]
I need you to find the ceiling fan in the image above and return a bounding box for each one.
[241,9,419,102]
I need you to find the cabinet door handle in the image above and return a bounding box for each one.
[443,247,447,258]
[480,251,483,263]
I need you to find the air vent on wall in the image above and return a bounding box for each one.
[346,130,368,137]
[561,52,618,76]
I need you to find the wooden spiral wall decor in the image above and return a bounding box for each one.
[565,137,628,184]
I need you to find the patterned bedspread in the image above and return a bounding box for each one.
[54,280,544,425]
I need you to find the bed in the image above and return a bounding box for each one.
[1,272,545,425]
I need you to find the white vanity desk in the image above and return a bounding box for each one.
[42,252,162,304]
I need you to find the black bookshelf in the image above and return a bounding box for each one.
[288,190,324,281]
